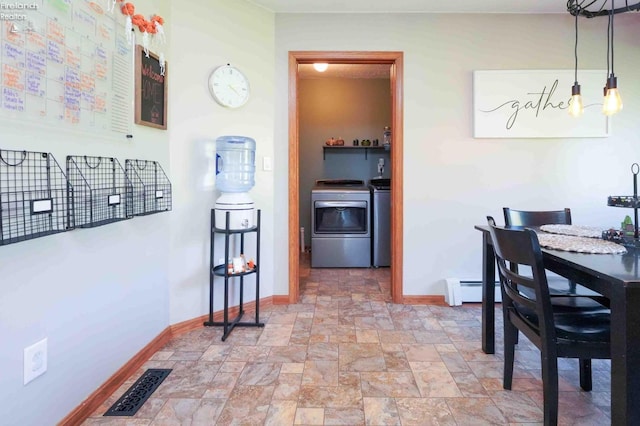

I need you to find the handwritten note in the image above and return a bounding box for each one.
[0,0,132,138]
[473,70,609,138]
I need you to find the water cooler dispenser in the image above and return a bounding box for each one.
[214,135,256,229]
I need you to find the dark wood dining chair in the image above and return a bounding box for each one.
[502,207,606,303]
[487,221,610,426]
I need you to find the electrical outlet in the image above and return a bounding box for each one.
[24,338,47,385]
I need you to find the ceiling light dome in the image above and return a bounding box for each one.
[313,63,328,72]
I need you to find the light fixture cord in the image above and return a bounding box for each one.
[610,0,615,76]
[574,9,579,83]
[606,8,611,77]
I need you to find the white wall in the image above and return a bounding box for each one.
[166,0,275,325]
[275,13,640,296]
[0,0,276,424]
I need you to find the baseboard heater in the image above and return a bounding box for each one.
[444,278,501,306]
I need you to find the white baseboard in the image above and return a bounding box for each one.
[445,278,502,305]
[445,275,594,306]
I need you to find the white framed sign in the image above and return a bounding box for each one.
[473,70,609,138]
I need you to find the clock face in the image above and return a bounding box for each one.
[209,65,250,109]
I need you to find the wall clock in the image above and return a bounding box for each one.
[208,64,250,109]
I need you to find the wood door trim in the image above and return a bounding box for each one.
[288,51,404,304]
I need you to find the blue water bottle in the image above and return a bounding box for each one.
[215,136,256,193]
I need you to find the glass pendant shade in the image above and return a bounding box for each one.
[568,83,584,117]
[602,74,623,115]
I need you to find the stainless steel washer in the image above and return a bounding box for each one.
[369,178,390,267]
[311,179,371,268]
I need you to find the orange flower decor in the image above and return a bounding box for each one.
[151,15,164,26]
[144,20,156,34]
[151,14,166,45]
[118,2,165,36]
[121,2,134,16]
[116,1,166,74]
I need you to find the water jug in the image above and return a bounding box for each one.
[215,135,256,193]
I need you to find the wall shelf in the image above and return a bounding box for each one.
[66,155,132,228]
[323,145,387,160]
[0,149,72,245]
[125,159,172,217]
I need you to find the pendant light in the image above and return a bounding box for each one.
[603,3,623,115]
[568,10,584,117]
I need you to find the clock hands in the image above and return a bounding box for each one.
[227,84,241,96]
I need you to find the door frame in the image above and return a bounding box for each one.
[287,51,404,304]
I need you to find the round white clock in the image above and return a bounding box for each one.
[208,64,250,108]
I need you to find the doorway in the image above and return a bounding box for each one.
[287,51,404,304]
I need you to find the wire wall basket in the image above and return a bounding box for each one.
[66,155,132,228]
[0,149,72,245]
[125,159,172,216]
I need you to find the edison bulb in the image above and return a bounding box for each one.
[603,88,623,116]
[568,84,584,118]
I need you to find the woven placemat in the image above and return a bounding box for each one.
[539,224,604,239]
[537,233,627,254]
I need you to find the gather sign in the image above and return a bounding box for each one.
[473,70,608,138]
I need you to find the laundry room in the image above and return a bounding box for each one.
[297,63,392,268]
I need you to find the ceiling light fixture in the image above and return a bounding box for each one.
[568,10,583,117]
[566,0,637,117]
[313,62,329,72]
[313,63,328,72]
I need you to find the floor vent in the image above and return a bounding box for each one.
[103,368,172,416]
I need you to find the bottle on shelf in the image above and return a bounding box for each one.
[383,126,391,146]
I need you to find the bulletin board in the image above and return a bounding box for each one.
[473,70,609,138]
[0,0,133,139]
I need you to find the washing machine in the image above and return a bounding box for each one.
[369,178,390,267]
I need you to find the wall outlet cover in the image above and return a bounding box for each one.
[24,338,47,385]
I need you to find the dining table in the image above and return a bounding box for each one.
[475,224,640,426]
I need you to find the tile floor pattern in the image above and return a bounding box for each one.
[82,255,612,425]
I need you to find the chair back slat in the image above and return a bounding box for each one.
[500,267,538,312]
[503,207,571,227]
[487,222,556,341]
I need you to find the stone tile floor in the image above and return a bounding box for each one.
[82,255,611,425]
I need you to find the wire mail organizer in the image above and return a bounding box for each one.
[125,159,172,216]
[0,149,72,246]
[66,155,132,228]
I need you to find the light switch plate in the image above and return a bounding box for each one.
[263,156,272,171]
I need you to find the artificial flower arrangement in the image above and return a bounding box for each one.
[108,0,167,75]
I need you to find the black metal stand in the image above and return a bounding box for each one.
[204,209,264,341]
[605,163,640,247]
[633,165,639,240]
